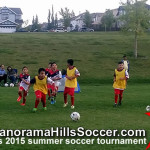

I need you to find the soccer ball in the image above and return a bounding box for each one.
[10,83,14,87]
[146,105,150,112]
[70,112,80,121]
[4,83,9,87]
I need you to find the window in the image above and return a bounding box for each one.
[2,14,9,20]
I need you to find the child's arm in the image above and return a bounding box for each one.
[113,71,116,82]
[120,70,129,80]
[27,77,35,92]
[22,78,30,85]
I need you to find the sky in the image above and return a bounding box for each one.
[1,0,150,25]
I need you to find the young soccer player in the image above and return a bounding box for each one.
[113,61,129,107]
[45,62,53,100]
[17,66,30,106]
[29,68,55,112]
[48,62,62,104]
[63,59,80,109]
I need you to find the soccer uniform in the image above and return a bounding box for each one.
[113,68,129,104]
[30,76,54,109]
[17,73,30,105]
[64,66,80,107]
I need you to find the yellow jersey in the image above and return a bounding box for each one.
[113,69,126,90]
[65,67,77,88]
[33,76,48,94]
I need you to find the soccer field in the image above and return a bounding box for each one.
[0,84,150,150]
[0,32,150,149]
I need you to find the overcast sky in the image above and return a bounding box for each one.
[1,0,150,25]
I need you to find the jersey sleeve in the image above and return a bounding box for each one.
[47,77,54,85]
[30,77,36,84]
[75,69,80,76]
[27,76,30,82]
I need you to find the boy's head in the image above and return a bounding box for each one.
[38,68,46,79]
[51,62,57,70]
[0,64,5,69]
[22,66,28,74]
[118,61,124,70]
[67,59,74,67]
[7,66,12,71]
[48,62,53,69]
[123,55,127,60]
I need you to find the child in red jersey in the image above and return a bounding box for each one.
[48,62,62,104]
[29,68,55,112]
[63,59,80,109]
[17,66,30,106]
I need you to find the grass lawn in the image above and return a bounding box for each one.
[0,32,150,150]
[0,84,150,150]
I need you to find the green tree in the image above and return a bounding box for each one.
[119,0,150,58]
[54,13,58,28]
[101,9,115,31]
[83,10,92,27]
[59,7,75,28]
[47,9,51,30]
[51,5,55,28]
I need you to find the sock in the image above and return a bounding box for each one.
[64,94,67,104]
[18,91,22,98]
[42,99,46,107]
[48,90,51,97]
[119,92,123,103]
[115,95,118,104]
[71,96,74,106]
[23,98,26,104]
[35,99,40,108]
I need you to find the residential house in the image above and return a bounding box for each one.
[0,6,23,33]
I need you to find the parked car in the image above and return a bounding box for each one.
[54,28,67,32]
[79,27,94,32]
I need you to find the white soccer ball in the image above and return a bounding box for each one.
[70,112,80,121]
[4,83,9,87]
[10,83,14,87]
[146,105,150,112]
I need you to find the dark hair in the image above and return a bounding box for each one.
[118,61,123,64]
[7,66,12,71]
[67,59,74,66]
[38,68,46,74]
[51,62,56,65]
[123,54,127,58]
[22,66,28,70]
[49,62,53,65]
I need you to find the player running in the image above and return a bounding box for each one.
[17,66,30,106]
[113,61,129,107]
[63,59,80,109]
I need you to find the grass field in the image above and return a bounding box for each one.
[0,32,150,150]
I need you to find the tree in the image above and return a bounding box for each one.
[54,13,58,28]
[31,15,41,31]
[119,0,150,58]
[47,9,51,30]
[83,10,92,28]
[59,7,75,28]
[51,5,55,28]
[101,9,115,31]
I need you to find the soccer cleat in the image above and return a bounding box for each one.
[118,102,122,106]
[20,103,25,106]
[63,102,68,107]
[113,104,117,107]
[17,96,22,102]
[43,107,47,111]
[32,108,37,112]
[71,105,75,109]
[51,100,54,104]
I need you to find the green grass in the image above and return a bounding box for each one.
[0,84,150,150]
[0,32,150,149]
[0,32,150,83]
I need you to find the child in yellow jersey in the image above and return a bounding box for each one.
[63,59,80,109]
[29,68,55,112]
[113,61,129,107]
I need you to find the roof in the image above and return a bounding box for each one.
[0,7,22,14]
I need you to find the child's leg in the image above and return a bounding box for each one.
[64,87,68,104]
[34,91,41,108]
[114,89,120,104]
[41,93,46,108]
[23,90,27,104]
[119,90,124,103]
[70,88,75,107]
[71,96,74,106]
[17,87,23,102]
